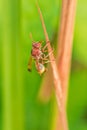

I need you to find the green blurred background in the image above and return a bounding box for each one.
[0,0,87,130]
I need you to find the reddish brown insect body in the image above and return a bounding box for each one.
[35,61,46,75]
[28,35,53,75]
[31,42,42,60]
[32,42,41,49]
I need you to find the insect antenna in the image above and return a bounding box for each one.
[29,32,34,42]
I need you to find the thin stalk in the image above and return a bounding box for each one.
[57,0,77,103]
[56,0,77,129]
[37,0,77,129]
[36,2,68,130]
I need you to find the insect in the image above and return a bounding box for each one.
[28,33,53,75]
[35,61,46,75]
[28,56,47,75]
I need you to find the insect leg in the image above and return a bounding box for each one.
[35,59,40,71]
[43,60,55,64]
[43,49,54,59]
[29,32,34,42]
[42,41,50,52]
[40,55,55,64]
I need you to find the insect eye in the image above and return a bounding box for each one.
[33,43,41,49]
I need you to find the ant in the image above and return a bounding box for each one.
[28,33,53,75]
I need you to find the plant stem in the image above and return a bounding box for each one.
[57,0,77,103]
[36,2,68,130]
[56,0,77,129]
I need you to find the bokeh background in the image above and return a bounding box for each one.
[0,0,87,130]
